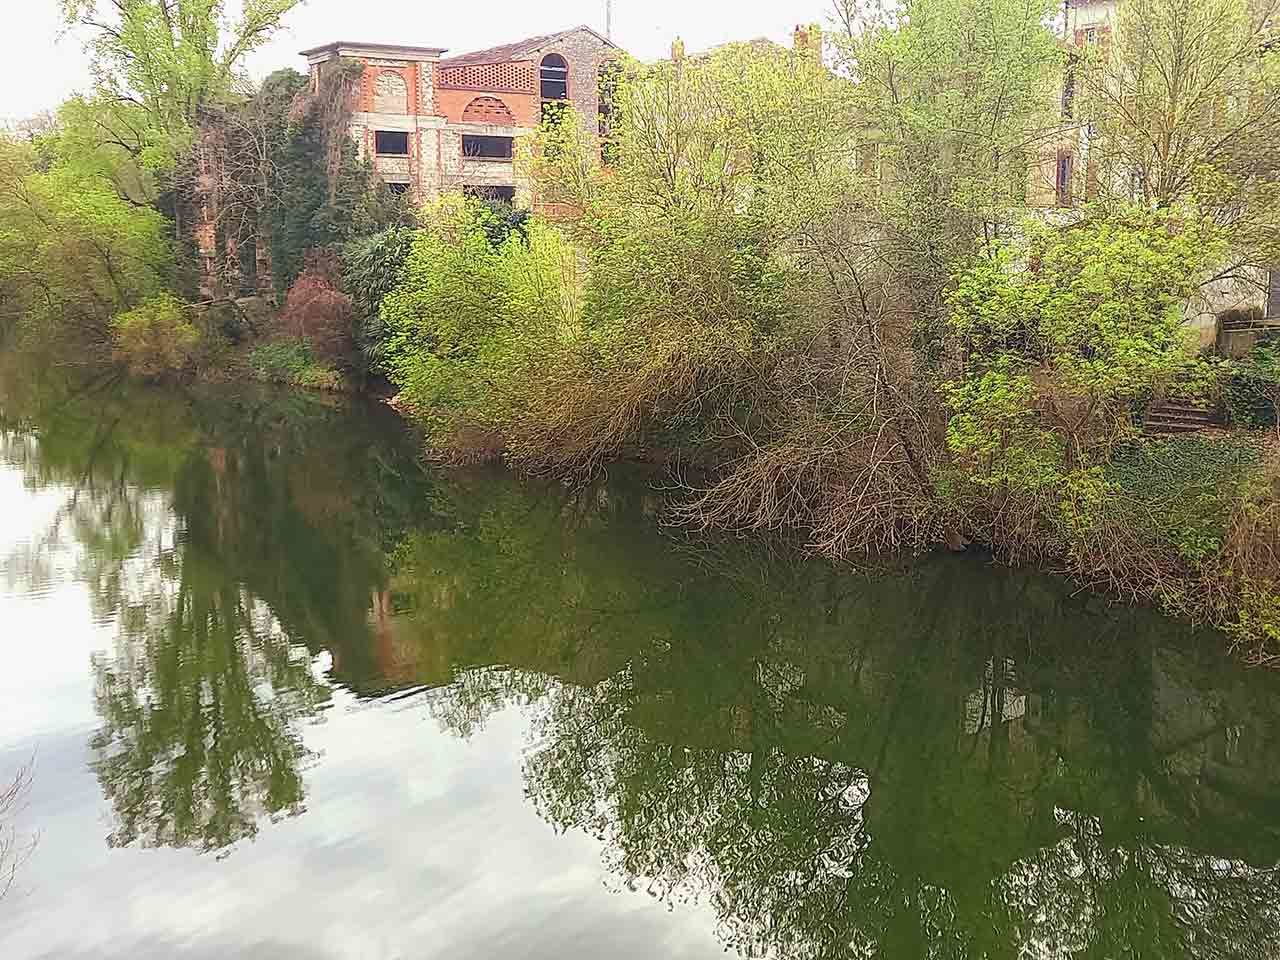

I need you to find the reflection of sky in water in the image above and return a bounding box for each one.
[0,454,725,960]
[4,700,724,960]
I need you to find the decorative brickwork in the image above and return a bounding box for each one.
[374,71,409,113]
[461,96,516,123]
[438,61,536,93]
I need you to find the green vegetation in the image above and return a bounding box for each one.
[2,0,1280,663]
[0,0,403,389]
[248,339,343,390]
[367,1,1280,663]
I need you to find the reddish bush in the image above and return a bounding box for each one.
[279,265,355,368]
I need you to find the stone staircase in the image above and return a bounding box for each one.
[1144,401,1222,435]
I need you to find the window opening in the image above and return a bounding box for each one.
[374,131,410,155]
[462,135,514,161]
[540,54,569,101]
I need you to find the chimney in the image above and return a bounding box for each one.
[794,22,822,61]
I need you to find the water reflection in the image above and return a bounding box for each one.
[2,361,1279,958]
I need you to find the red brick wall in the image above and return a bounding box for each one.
[356,61,424,116]
[435,85,538,126]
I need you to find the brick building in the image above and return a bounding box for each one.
[300,26,621,205]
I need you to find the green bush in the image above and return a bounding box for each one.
[380,196,580,454]
[1225,344,1280,428]
[342,226,417,373]
[111,295,200,378]
[248,339,343,391]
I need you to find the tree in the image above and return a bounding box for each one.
[59,0,304,155]
[949,210,1220,460]
[0,138,173,349]
[1079,0,1280,279]
[58,0,305,261]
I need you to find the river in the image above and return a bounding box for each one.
[1,362,1278,959]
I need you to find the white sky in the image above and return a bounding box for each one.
[1,0,834,122]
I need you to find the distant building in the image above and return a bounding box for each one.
[300,26,622,205]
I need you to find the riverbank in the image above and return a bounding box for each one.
[6,340,1280,670]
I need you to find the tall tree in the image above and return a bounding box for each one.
[1079,0,1280,275]
[60,0,304,156]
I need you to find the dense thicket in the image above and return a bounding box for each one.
[0,0,406,385]
[374,0,1280,662]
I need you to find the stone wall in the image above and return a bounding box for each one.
[525,28,619,135]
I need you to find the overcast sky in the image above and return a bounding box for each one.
[1,0,835,122]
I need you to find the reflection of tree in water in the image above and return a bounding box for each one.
[514,650,1280,959]
[397,512,1280,960]
[1,371,436,853]
[90,583,327,851]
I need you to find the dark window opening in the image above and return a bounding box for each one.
[540,54,569,101]
[462,135,514,161]
[237,236,258,298]
[387,182,410,196]
[1268,269,1280,318]
[464,184,516,203]
[1056,151,1074,207]
[1061,72,1076,119]
[374,130,410,155]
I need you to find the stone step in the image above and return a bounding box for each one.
[1146,410,1217,422]
[1145,419,1215,434]
[1143,402,1222,435]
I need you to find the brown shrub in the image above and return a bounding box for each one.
[279,262,355,368]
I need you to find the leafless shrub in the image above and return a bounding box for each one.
[0,757,36,902]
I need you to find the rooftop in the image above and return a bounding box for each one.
[299,41,449,60]
[440,25,616,67]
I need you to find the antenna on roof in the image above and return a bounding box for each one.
[606,0,614,40]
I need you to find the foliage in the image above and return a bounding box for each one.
[110,294,200,378]
[257,64,413,293]
[1077,0,1280,271]
[278,259,356,369]
[1226,343,1280,428]
[59,0,305,158]
[0,141,173,347]
[831,0,1064,321]
[248,339,343,390]
[1106,435,1265,566]
[949,211,1219,458]
[381,196,580,457]
[342,225,417,372]
[943,357,1064,493]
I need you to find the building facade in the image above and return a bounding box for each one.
[300,27,621,205]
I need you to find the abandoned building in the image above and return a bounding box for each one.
[299,26,622,205]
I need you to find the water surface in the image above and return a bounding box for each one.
[1,364,1278,959]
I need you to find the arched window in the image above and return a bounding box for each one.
[373,71,409,113]
[462,96,515,124]
[540,54,569,101]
